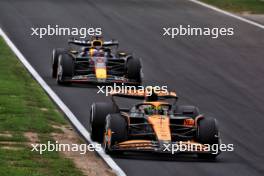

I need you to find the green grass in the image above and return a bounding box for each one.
[200,0,264,14]
[0,37,83,176]
[0,149,82,176]
[0,39,65,133]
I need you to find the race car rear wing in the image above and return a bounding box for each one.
[68,38,119,47]
[111,89,177,97]
[110,90,178,107]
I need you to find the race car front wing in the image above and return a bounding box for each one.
[62,74,140,85]
[110,140,218,155]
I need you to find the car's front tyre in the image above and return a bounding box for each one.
[89,102,118,143]
[126,57,142,84]
[52,48,67,78]
[196,117,220,159]
[57,54,74,85]
[104,114,128,154]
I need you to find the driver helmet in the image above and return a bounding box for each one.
[91,36,103,49]
[144,105,163,115]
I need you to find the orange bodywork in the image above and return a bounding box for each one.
[119,140,152,145]
[117,140,153,149]
[138,101,172,141]
[113,101,198,150]
[184,119,195,126]
[147,115,171,141]
[110,89,177,98]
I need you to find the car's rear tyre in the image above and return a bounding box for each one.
[174,105,200,119]
[196,118,220,159]
[89,102,118,143]
[57,54,74,85]
[127,57,142,83]
[104,114,128,154]
[52,48,67,78]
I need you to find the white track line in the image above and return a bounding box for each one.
[0,28,126,176]
[189,0,264,29]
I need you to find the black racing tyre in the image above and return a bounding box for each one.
[89,102,118,143]
[196,118,220,159]
[127,57,142,83]
[52,48,67,78]
[174,105,200,119]
[57,54,74,85]
[104,114,128,154]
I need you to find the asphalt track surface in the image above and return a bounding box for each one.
[0,0,264,175]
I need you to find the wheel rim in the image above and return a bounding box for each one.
[57,59,63,82]
[89,105,94,133]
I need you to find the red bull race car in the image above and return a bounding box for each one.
[89,89,221,159]
[52,36,142,85]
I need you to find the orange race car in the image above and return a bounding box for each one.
[89,90,221,159]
